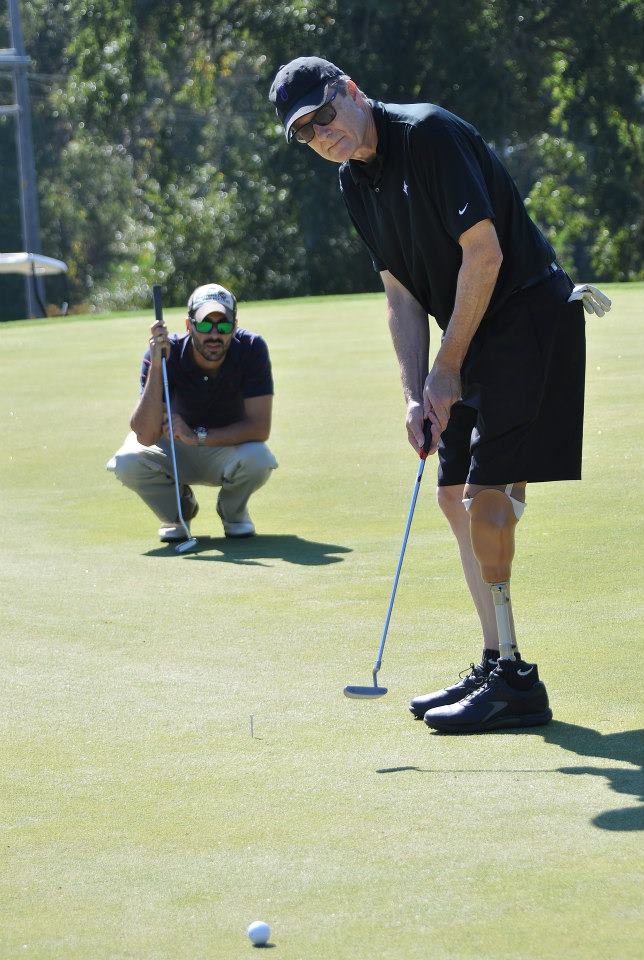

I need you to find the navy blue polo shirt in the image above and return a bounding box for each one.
[339,101,556,330]
[140,329,273,429]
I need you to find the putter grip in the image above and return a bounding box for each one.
[152,284,163,324]
[420,420,433,460]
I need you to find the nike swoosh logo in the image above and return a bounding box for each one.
[458,203,469,215]
[517,666,535,677]
[483,701,508,720]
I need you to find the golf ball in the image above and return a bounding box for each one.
[246,920,270,945]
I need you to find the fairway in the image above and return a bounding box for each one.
[1,285,642,959]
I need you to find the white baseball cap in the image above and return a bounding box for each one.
[187,283,237,324]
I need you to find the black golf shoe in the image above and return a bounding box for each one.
[422,657,552,733]
[409,649,517,720]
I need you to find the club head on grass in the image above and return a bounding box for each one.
[343,684,388,699]
[175,537,198,554]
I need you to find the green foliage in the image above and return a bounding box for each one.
[0,114,24,319]
[524,0,644,281]
[1,0,641,318]
[40,135,153,303]
[525,134,593,276]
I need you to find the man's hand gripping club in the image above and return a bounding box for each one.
[406,358,462,458]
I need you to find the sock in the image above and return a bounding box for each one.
[483,646,519,665]
[497,658,540,690]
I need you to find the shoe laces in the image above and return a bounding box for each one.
[458,661,488,686]
[460,667,503,703]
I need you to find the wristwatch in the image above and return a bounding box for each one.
[195,426,208,446]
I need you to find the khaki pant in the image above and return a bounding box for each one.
[107,432,278,527]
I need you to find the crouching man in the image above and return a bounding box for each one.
[107,282,277,541]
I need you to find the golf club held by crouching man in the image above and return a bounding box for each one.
[152,284,199,554]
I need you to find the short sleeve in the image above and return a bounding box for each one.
[242,336,274,398]
[410,117,495,241]
[140,351,151,393]
[139,334,180,394]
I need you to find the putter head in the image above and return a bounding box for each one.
[343,684,388,699]
[175,537,198,554]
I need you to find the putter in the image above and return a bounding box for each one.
[344,421,433,699]
[152,284,198,555]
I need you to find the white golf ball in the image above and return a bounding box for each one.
[246,920,270,945]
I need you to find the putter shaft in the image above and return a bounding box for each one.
[152,285,196,552]
[372,453,427,682]
[161,355,192,540]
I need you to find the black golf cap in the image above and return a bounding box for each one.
[269,56,343,140]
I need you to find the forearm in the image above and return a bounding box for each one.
[130,361,164,445]
[437,245,501,370]
[383,275,429,403]
[421,222,502,447]
[201,416,271,447]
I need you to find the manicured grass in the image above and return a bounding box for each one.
[0,284,642,960]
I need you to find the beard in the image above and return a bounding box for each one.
[192,333,230,362]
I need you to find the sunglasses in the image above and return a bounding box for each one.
[291,85,339,144]
[191,316,234,334]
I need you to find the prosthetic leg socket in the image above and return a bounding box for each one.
[465,487,519,584]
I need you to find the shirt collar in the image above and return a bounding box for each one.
[348,100,388,186]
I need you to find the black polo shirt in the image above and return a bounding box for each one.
[339,101,556,330]
[140,329,273,429]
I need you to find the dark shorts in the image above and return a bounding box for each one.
[437,270,586,486]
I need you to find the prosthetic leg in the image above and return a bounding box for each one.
[464,484,525,660]
[421,483,553,731]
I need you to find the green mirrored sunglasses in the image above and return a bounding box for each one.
[192,317,234,334]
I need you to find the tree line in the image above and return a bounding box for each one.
[0,0,642,320]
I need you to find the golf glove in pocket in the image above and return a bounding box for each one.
[568,283,612,317]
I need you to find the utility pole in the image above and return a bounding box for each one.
[0,0,44,317]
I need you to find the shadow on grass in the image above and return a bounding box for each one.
[145,534,351,567]
[542,721,644,832]
[378,722,644,832]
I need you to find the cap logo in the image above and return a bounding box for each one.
[278,84,288,102]
[193,291,231,309]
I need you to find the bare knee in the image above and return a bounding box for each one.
[436,484,466,523]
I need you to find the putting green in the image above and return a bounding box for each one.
[1,284,642,959]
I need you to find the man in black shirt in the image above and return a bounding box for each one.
[269,57,610,733]
[108,282,277,541]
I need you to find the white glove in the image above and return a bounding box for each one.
[568,283,612,317]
